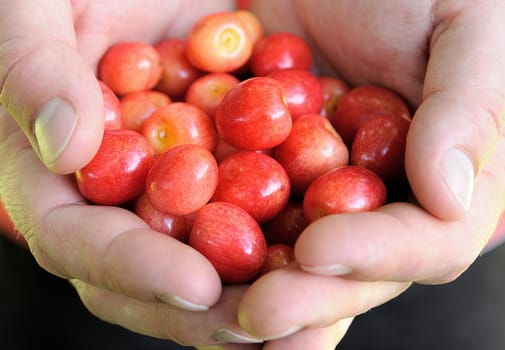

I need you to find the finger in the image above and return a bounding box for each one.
[238,265,409,340]
[0,111,221,310]
[72,281,263,347]
[405,2,505,220]
[296,135,505,283]
[0,0,104,173]
[197,345,262,350]
[262,318,354,350]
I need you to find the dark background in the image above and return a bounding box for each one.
[2,233,504,350]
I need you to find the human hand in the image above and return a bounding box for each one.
[0,0,243,348]
[229,0,505,344]
[0,0,238,345]
[0,104,408,350]
[234,1,505,341]
[0,1,407,349]
[4,0,500,346]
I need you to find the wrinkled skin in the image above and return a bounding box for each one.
[1,1,504,349]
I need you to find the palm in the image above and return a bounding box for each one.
[252,0,505,282]
[252,0,433,107]
[71,0,232,69]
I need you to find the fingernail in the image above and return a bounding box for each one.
[34,97,77,168]
[300,263,352,276]
[440,148,474,212]
[263,324,303,341]
[212,328,263,344]
[158,295,209,311]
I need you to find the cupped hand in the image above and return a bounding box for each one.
[248,0,505,287]
[0,108,407,348]
[0,0,231,347]
[0,1,394,348]
[0,103,407,348]
[4,0,504,348]
[229,0,505,343]
[0,0,236,174]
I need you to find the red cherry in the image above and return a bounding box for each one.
[212,151,291,223]
[249,32,312,76]
[186,12,253,73]
[268,69,324,120]
[189,201,267,284]
[98,42,162,96]
[75,129,156,206]
[257,244,295,277]
[215,76,292,150]
[185,72,240,120]
[98,80,123,130]
[155,39,204,99]
[120,90,171,133]
[145,144,218,216]
[318,76,350,119]
[274,113,349,197]
[261,201,308,247]
[351,114,411,183]
[330,85,411,146]
[141,102,217,154]
[303,165,387,223]
[134,192,190,243]
[234,9,264,45]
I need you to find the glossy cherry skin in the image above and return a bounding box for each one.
[120,90,171,133]
[75,129,156,206]
[185,72,240,120]
[186,11,253,73]
[318,76,350,119]
[249,32,312,76]
[188,201,267,284]
[257,244,295,277]
[234,9,264,45]
[212,137,274,164]
[303,165,387,223]
[268,69,324,120]
[215,76,292,150]
[211,151,291,223]
[98,80,123,130]
[274,113,349,197]
[98,42,162,96]
[155,38,204,99]
[330,85,411,146]
[145,144,218,216]
[351,114,411,183]
[141,102,217,155]
[261,201,308,247]
[134,192,190,243]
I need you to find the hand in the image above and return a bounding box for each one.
[0,104,409,347]
[0,0,243,348]
[0,1,398,349]
[233,0,505,340]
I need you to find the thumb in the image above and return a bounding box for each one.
[405,2,505,221]
[0,0,104,174]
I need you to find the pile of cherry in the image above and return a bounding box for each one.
[75,10,412,284]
